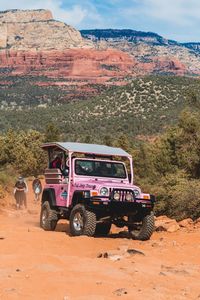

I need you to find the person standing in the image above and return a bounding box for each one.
[14,176,28,209]
[32,177,42,202]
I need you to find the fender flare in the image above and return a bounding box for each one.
[41,188,56,208]
[71,190,90,207]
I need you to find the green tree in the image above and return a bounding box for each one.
[44,123,61,142]
[103,135,113,146]
[186,88,200,109]
[84,135,91,143]
[0,129,46,177]
[176,109,200,178]
[114,134,130,152]
[0,129,16,165]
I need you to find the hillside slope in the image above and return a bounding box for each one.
[1,76,199,140]
[81,29,176,45]
[81,29,200,76]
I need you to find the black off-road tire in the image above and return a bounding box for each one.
[69,204,96,237]
[95,222,111,236]
[129,211,155,241]
[40,201,58,231]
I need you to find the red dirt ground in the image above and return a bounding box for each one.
[0,182,200,300]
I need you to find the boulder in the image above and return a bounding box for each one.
[194,217,200,228]
[178,218,194,228]
[155,215,180,233]
[194,217,200,223]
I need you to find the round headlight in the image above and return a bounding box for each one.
[133,189,140,198]
[113,192,120,201]
[100,187,109,196]
[126,193,133,202]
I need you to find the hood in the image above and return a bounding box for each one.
[73,177,140,192]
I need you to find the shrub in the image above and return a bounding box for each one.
[0,184,5,199]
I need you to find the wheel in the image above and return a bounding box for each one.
[128,211,155,241]
[40,201,58,231]
[95,222,111,236]
[69,204,96,237]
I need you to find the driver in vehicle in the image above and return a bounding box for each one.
[100,163,112,176]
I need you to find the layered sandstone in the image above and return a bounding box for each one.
[0,48,187,81]
[0,49,186,83]
[0,49,133,79]
[0,10,133,84]
[82,30,200,76]
[151,57,186,76]
[0,8,195,87]
[0,9,53,22]
[0,9,92,50]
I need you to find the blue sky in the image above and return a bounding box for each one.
[0,0,199,42]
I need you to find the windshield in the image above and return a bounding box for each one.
[75,159,127,179]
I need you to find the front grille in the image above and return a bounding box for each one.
[110,188,135,202]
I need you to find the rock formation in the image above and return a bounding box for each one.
[0,9,199,97]
[0,48,133,79]
[0,9,92,50]
[81,29,200,76]
[0,9,135,85]
[0,9,53,22]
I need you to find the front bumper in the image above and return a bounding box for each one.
[86,194,155,210]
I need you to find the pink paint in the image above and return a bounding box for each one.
[44,155,152,207]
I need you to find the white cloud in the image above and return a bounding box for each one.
[53,5,87,25]
[126,0,200,26]
[119,0,200,41]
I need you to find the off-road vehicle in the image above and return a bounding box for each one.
[40,142,155,240]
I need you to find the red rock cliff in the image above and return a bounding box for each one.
[0,49,134,80]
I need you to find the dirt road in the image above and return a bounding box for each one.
[0,184,200,300]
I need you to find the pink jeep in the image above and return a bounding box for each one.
[40,142,155,240]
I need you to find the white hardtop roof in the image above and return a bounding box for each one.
[41,142,131,157]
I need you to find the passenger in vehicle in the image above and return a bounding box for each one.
[50,155,62,169]
[76,163,86,175]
